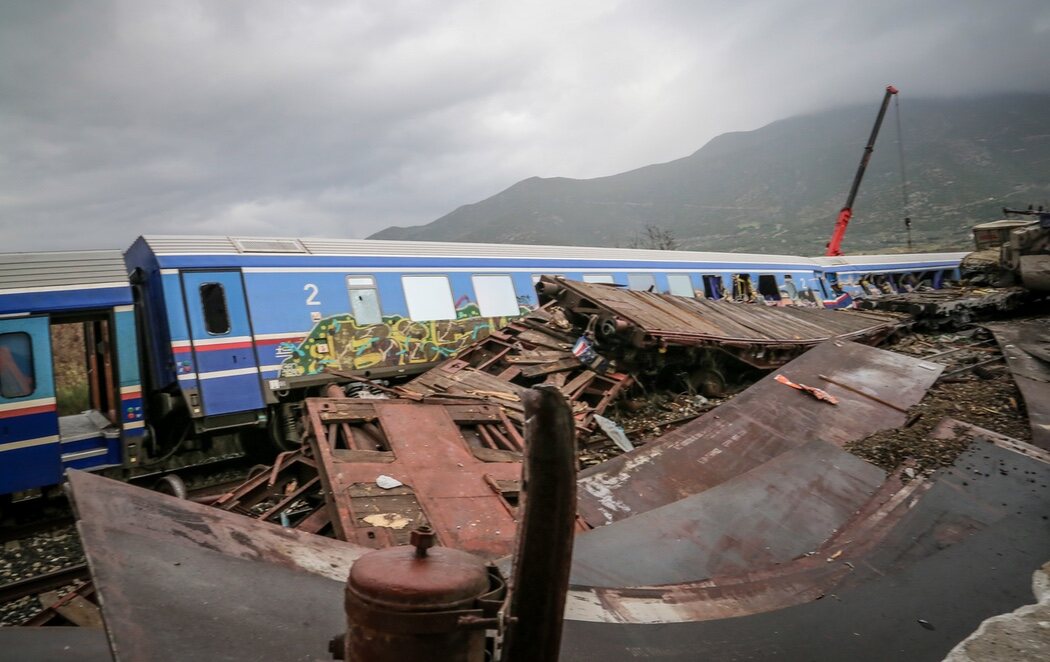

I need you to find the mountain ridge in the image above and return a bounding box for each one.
[370,94,1050,255]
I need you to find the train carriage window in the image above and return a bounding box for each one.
[702,275,723,299]
[757,275,782,301]
[199,283,231,335]
[782,275,799,301]
[0,332,35,398]
[627,273,657,292]
[346,276,383,326]
[472,275,520,317]
[732,274,755,301]
[666,274,694,298]
[582,274,615,284]
[531,274,564,284]
[402,275,456,321]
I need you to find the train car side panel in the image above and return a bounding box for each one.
[0,316,61,494]
[114,306,146,466]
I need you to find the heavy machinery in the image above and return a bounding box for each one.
[962,206,1050,291]
[825,85,900,256]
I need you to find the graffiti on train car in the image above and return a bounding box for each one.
[277,301,530,376]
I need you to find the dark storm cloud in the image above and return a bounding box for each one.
[1,0,1048,251]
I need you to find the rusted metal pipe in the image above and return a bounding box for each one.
[502,385,577,662]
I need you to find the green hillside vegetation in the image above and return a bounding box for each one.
[371,94,1050,255]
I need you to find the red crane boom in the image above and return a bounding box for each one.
[825,85,899,256]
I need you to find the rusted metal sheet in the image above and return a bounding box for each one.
[558,421,1050,660]
[569,440,884,587]
[928,416,1050,463]
[303,398,522,560]
[504,387,578,662]
[397,305,632,433]
[539,276,905,369]
[0,627,112,661]
[67,469,366,662]
[576,340,942,527]
[984,319,1050,449]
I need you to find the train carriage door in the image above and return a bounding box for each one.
[0,316,61,493]
[180,271,264,416]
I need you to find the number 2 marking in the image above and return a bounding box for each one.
[304,283,321,306]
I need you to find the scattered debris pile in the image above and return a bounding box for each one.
[985,318,1050,449]
[846,321,1044,474]
[855,286,1031,328]
[575,340,943,527]
[395,304,632,433]
[5,284,1049,661]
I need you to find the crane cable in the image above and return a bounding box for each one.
[893,94,912,249]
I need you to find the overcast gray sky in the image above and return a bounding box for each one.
[2,0,1048,252]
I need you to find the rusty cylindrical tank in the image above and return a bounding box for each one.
[340,526,498,662]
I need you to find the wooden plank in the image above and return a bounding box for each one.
[39,589,103,628]
[516,329,574,350]
[561,370,595,398]
[505,350,575,364]
[520,357,581,378]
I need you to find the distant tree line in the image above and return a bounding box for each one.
[626,224,678,250]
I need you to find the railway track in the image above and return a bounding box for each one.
[0,563,90,604]
[0,515,76,546]
[0,464,255,625]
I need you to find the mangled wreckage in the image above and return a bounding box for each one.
[4,280,1048,662]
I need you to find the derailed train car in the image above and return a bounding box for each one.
[0,234,966,498]
[0,251,144,495]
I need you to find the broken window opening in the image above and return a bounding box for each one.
[757,275,782,301]
[732,274,755,301]
[702,275,724,299]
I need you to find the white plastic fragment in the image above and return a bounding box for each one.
[376,474,403,490]
[594,414,634,452]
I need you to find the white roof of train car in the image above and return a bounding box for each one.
[0,250,129,293]
[138,235,962,268]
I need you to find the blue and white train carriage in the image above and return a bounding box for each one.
[0,251,144,495]
[125,235,966,447]
[1,234,965,497]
